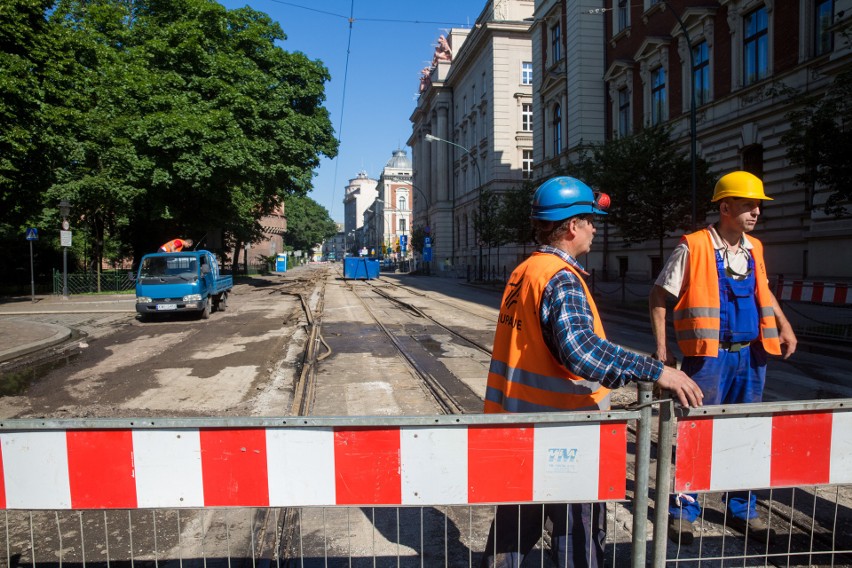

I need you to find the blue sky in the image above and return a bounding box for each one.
[217,0,488,223]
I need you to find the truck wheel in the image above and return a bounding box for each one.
[200,300,211,320]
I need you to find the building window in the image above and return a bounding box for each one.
[552,104,562,154]
[815,0,834,56]
[618,88,631,136]
[521,62,533,85]
[522,150,533,179]
[398,196,406,210]
[482,72,487,95]
[650,67,666,125]
[692,41,710,106]
[551,23,562,63]
[399,218,407,233]
[743,7,769,86]
[742,144,764,180]
[463,95,468,115]
[522,103,533,132]
[616,0,629,34]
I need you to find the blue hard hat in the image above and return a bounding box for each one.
[530,176,609,222]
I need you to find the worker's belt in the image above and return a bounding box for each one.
[719,341,752,353]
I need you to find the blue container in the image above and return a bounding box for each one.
[275,254,288,272]
[344,257,379,279]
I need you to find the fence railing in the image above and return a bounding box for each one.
[1,395,851,567]
[51,269,134,295]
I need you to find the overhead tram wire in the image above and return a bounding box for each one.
[264,0,472,26]
[259,0,475,219]
[326,0,355,220]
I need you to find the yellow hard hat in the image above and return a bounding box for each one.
[711,171,773,202]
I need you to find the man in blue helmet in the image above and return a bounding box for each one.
[479,176,703,568]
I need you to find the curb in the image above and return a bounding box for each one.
[0,322,72,364]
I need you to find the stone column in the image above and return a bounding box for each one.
[436,105,449,203]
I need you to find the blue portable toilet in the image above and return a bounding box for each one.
[275,253,288,272]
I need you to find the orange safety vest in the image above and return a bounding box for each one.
[159,239,186,253]
[673,229,782,357]
[484,252,611,414]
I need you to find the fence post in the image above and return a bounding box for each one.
[631,381,654,568]
[652,394,676,568]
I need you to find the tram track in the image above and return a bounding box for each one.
[344,278,484,414]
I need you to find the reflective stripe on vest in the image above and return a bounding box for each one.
[673,230,781,356]
[485,252,611,414]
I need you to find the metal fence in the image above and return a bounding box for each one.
[51,270,134,295]
[1,397,851,567]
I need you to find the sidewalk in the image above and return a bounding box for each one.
[0,293,135,364]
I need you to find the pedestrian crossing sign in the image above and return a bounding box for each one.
[25,228,38,241]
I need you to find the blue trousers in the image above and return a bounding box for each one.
[669,344,767,523]
[480,503,606,568]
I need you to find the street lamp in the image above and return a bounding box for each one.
[58,199,71,299]
[425,133,483,279]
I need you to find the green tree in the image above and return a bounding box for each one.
[29,0,338,266]
[281,195,337,252]
[498,180,535,254]
[782,68,852,216]
[570,126,715,262]
[410,225,431,255]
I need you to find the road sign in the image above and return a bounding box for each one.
[424,237,431,246]
[423,247,432,262]
[60,230,72,247]
[26,228,38,241]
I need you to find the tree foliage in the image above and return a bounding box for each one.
[473,189,507,250]
[782,68,852,216]
[281,194,337,252]
[498,180,535,250]
[565,127,715,260]
[1,0,338,275]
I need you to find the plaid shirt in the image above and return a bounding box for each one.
[538,246,663,389]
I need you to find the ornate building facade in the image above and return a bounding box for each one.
[409,0,535,275]
[602,0,852,280]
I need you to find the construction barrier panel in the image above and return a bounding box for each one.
[3,401,852,567]
[774,279,852,304]
[656,399,852,567]
[675,402,852,493]
[0,414,633,511]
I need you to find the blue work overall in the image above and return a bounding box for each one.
[670,250,767,522]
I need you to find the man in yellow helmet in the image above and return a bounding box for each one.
[650,171,797,545]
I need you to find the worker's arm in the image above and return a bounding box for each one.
[649,284,677,366]
[769,291,797,359]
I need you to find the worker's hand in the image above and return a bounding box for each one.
[652,348,677,367]
[779,325,798,359]
[656,366,704,408]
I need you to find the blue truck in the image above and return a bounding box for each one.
[134,250,233,320]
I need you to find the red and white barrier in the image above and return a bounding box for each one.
[775,280,852,304]
[0,423,627,510]
[674,410,852,493]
